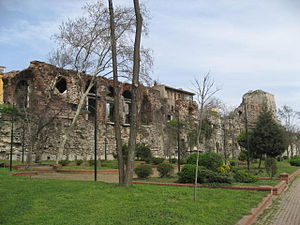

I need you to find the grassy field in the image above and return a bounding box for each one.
[0,168,267,225]
[236,160,299,177]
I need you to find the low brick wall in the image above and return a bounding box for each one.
[11,171,38,176]
[236,168,300,225]
[236,193,274,225]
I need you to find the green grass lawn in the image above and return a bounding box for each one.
[0,168,267,225]
[236,160,299,177]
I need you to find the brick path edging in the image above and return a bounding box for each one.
[236,168,300,225]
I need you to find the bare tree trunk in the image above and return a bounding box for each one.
[108,0,125,185]
[223,123,227,164]
[124,0,142,187]
[194,103,204,201]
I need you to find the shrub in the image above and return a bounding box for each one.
[265,157,278,178]
[228,159,237,166]
[157,163,174,177]
[180,158,187,165]
[135,143,152,160]
[187,152,223,172]
[58,160,69,166]
[186,153,198,165]
[234,170,258,183]
[177,164,199,183]
[218,164,231,174]
[205,171,233,184]
[151,157,164,165]
[289,156,300,166]
[169,158,177,164]
[238,151,248,162]
[76,160,83,166]
[199,152,223,172]
[178,164,233,184]
[144,157,152,164]
[88,159,95,166]
[283,156,289,160]
[134,164,153,179]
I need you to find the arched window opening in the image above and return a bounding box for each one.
[122,90,132,100]
[15,80,29,108]
[124,102,131,124]
[88,98,96,120]
[106,102,114,122]
[107,86,114,98]
[56,77,67,93]
[141,96,152,125]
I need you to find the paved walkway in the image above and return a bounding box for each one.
[255,176,300,225]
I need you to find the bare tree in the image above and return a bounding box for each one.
[108,0,125,185]
[219,103,237,162]
[49,0,152,165]
[124,0,143,187]
[191,73,220,200]
[278,105,300,158]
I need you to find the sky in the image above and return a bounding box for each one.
[1,0,300,112]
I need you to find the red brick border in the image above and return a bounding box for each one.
[236,168,300,225]
[11,172,38,176]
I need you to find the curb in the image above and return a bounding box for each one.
[236,168,300,225]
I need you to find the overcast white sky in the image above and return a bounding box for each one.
[1,0,300,112]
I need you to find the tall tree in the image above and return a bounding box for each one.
[250,106,288,158]
[124,0,143,187]
[108,0,125,185]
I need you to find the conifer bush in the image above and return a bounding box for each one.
[134,164,153,179]
[233,170,258,183]
[157,163,174,177]
[290,156,300,166]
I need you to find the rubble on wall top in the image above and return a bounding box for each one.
[155,84,195,95]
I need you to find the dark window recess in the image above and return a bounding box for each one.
[71,104,78,111]
[88,98,96,120]
[56,77,67,93]
[125,102,131,124]
[188,107,194,115]
[122,90,132,100]
[15,80,29,108]
[141,97,152,125]
[86,80,96,94]
[107,86,114,97]
[106,102,114,122]
[167,115,172,121]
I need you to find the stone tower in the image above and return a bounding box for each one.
[234,90,277,128]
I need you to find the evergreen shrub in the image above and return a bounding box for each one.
[290,156,300,166]
[178,164,233,184]
[134,164,153,179]
[58,160,69,166]
[157,163,174,177]
[151,157,164,165]
[234,170,258,183]
[186,152,223,172]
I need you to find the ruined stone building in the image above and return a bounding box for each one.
[0,61,197,161]
[0,61,283,161]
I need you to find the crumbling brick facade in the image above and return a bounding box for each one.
[0,61,197,161]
